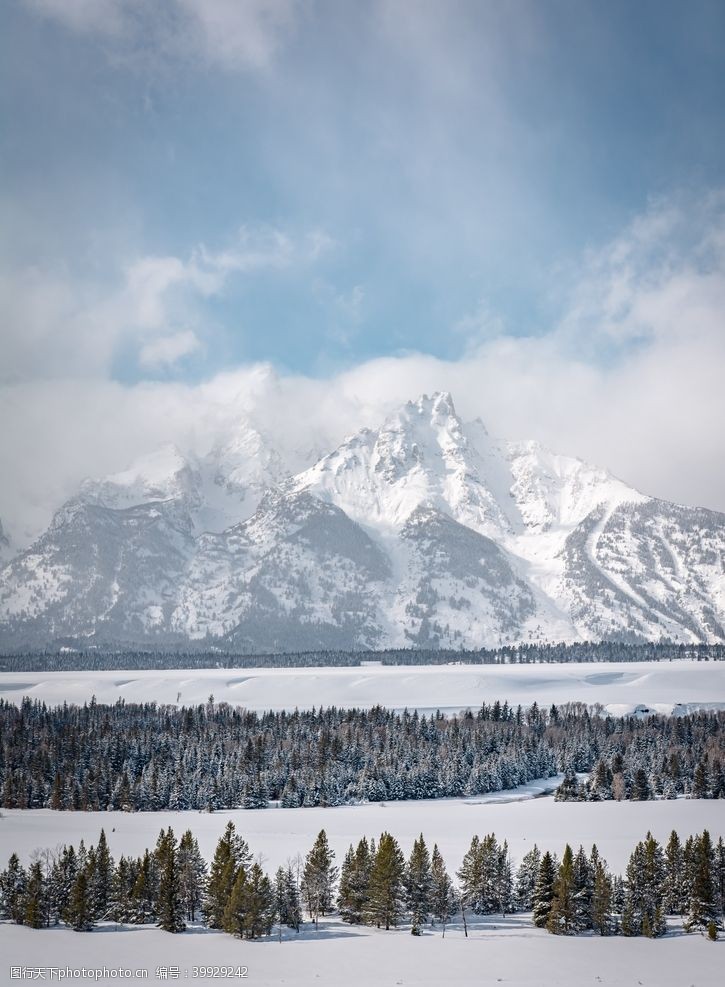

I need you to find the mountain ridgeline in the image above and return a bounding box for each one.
[1,393,724,652]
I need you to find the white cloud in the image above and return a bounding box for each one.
[0,225,324,383]
[2,193,725,552]
[22,0,300,72]
[138,329,201,369]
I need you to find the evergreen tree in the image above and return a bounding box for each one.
[178,830,206,923]
[515,845,541,911]
[430,844,456,934]
[67,869,94,931]
[532,851,556,929]
[0,853,28,924]
[89,829,114,920]
[204,822,252,929]
[548,845,576,935]
[130,850,156,924]
[663,830,686,915]
[23,861,48,929]
[684,830,718,933]
[302,830,338,928]
[591,859,613,935]
[338,838,372,925]
[224,863,274,939]
[274,865,302,934]
[404,834,432,934]
[155,828,186,933]
[366,832,406,930]
[48,845,77,926]
[572,845,593,931]
[622,832,666,937]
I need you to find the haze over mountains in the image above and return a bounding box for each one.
[1,393,723,651]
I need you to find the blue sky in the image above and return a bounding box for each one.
[3,0,725,380]
[2,0,725,537]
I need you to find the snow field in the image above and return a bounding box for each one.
[1,659,724,714]
[1,907,723,986]
[2,796,724,879]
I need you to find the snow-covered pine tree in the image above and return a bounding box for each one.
[514,845,541,911]
[591,858,613,935]
[547,845,576,935]
[23,861,48,929]
[404,834,432,934]
[67,868,94,931]
[532,851,556,929]
[155,827,186,933]
[338,838,372,924]
[0,853,28,923]
[663,830,686,915]
[684,830,718,933]
[274,865,302,933]
[430,844,456,934]
[204,821,252,929]
[178,830,206,923]
[622,832,666,937]
[366,832,406,931]
[572,845,593,931]
[302,830,338,928]
[130,849,157,924]
[89,829,114,921]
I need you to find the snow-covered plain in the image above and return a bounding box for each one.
[1,913,723,987]
[1,798,724,985]
[1,659,724,715]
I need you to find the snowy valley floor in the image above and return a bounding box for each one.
[1,659,724,715]
[1,910,723,986]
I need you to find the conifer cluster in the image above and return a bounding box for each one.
[1,825,723,941]
[2,698,724,812]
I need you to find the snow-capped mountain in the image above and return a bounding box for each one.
[1,393,723,651]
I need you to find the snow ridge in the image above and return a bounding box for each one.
[1,393,723,650]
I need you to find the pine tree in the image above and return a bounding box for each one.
[457,835,483,917]
[684,830,718,933]
[130,850,156,924]
[274,865,302,933]
[302,830,338,928]
[663,830,685,915]
[366,832,406,930]
[204,822,252,929]
[572,846,593,931]
[591,859,613,935]
[0,853,28,924]
[430,844,456,934]
[48,845,77,926]
[548,845,576,935]
[532,851,556,929]
[178,830,206,923]
[405,834,432,934]
[622,832,666,937]
[338,838,372,925]
[225,863,274,939]
[67,869,94,931]
[110,856,135,923]
[89,829,114,921]
[515,845,541,911]
[155,828,186,933]
[23,861,48,929]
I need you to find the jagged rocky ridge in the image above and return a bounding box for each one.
[1,393,723,650]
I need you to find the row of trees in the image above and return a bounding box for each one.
[2,824,724,941]
[2,698,724,812]
[2,641,721,672]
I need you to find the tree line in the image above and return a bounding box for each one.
[1,824,723,942]
[1,698,724,811]
[2,641,722,672]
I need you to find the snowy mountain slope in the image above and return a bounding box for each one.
[0,392,723,650]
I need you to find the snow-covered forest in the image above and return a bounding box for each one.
[2,698,724,812]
